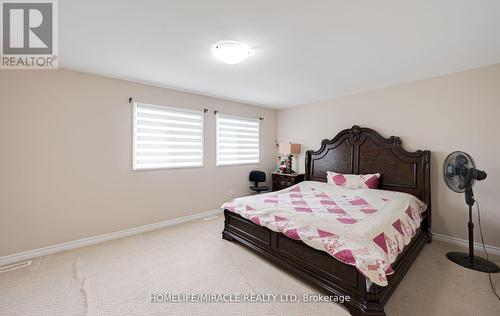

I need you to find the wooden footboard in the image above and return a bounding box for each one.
[222,209,430,316]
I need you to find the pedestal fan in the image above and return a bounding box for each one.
[443,151,499,273]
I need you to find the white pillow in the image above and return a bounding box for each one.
[326,171,380,189]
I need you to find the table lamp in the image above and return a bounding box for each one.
[278,143,301,174]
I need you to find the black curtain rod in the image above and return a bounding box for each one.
[129,97,208,113]
[213,109,263,121]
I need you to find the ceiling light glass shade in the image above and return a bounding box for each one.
[212,41,250,64]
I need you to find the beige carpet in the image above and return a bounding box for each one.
[1,215,499,316]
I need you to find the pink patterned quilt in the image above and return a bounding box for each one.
[222,181,427,286]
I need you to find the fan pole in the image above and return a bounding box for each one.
[465,188,475,262]
[467,203,474,262]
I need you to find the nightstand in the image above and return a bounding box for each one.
[272,172,305,191]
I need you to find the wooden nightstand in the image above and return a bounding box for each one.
[272,172,305,191]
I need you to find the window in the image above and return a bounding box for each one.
[216,114,260,166]
[133,102,204,170]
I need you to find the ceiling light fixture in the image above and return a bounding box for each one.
[212,41,251,65]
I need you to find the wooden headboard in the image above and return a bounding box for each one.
[305,125,431,229]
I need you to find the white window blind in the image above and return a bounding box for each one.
[216,114,260,166]
[133,102,204,170]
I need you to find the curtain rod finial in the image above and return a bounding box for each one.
[128,97,133,104]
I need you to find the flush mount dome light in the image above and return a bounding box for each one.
[212,41,251,64]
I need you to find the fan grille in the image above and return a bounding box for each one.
[443,151,476,193]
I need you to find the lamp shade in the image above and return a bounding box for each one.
[278,143,301,155]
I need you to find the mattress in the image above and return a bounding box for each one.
[222,181,427,286]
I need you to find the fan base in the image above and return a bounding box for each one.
[447,252,500,273]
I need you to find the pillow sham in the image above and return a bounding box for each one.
[326,171,380,189]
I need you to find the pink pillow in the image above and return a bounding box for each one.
[326,171,380,189]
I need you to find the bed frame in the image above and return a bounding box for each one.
[222,125,431,316]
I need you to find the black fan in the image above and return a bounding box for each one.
[443,151,499,272]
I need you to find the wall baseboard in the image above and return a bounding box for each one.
[0,209,222,267]
[433,233,500,257]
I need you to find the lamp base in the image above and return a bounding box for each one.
[447,252,500,273]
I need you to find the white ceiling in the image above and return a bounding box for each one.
[60,0,500,108]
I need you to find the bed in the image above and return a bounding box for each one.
[221,125,431,316]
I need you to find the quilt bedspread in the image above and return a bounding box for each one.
[221,181,427,286]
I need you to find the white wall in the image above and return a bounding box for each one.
[0,69,277,257]
[277,64,500,247]
[2,64,499,257]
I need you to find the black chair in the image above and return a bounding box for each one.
[249,171,269,194]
